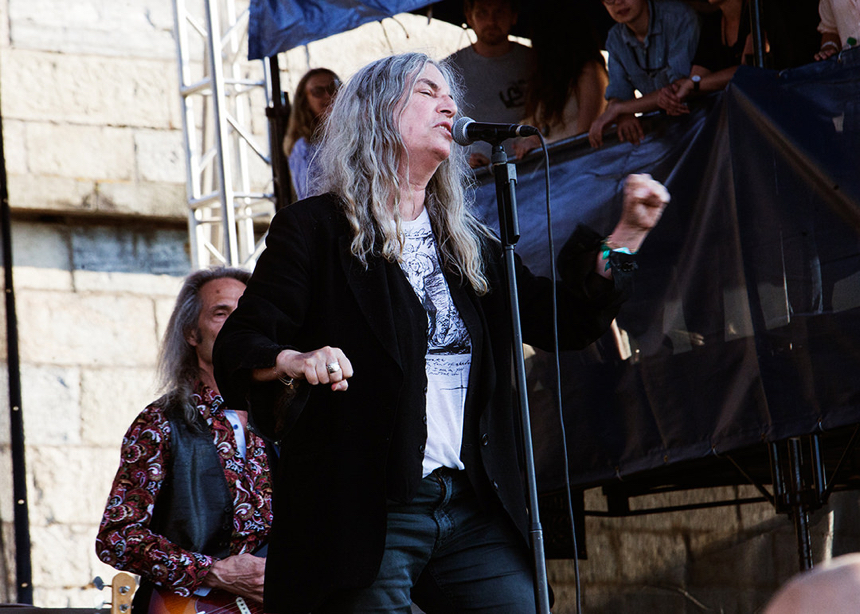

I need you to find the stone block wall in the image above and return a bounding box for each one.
[1,0,185,219]
[546,487,860,613]
[2,219,189,606]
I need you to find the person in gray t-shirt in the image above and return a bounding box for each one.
[445,0,535,167]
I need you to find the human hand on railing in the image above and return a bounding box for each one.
[615,114,644,146]
[513,134,541,159]
[588,104,619,148]
[814,39,840,61]
[657,80,690,116]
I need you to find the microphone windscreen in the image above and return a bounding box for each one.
[452,116,475,146]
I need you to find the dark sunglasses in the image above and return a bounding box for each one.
[308,81,340,98]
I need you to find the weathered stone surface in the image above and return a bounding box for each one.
[617,531,687,583]
[32,585,106,610]
[738,498,783,530]
[0,447,12,521]
[154,294,179,342]
[674,587,770,614]
[1,521,13,602]
[574,528,620,584]
[16,289,158,366]
[10,222,74,291]
[27,122,135,181]
[2,118,26,174]
[71,226,189,277]
[30,522,108,591]
[688,530,776,588]
[80,367,160,446]
[0,368,9,446]
[28,445,120,526]
[20,364,82,446]
[829,492,860,555]
[8,173,187,219]
[8,0,176,60]
[583,487,607,512]
[5,173,96,213]
[0,0,10,47]
[626,487,744,533]
[73,270,186,296]
[582,585,690,614]
[0,49,179,128]
[134,129,186,184]
[88,180,188,218]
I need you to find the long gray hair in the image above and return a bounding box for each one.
[157,266,251,428]
[313,52,493,295]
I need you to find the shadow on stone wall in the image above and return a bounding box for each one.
[548,490,860,614]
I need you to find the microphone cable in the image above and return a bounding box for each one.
[532,133,584,614]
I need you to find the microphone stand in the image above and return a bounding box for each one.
[490,142,552,614]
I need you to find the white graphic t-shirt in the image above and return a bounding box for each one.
[398,208,472,477]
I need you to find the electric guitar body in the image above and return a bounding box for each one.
[148,587,264,614]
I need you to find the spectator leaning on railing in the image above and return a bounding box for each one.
[657,0,755,116]
[588,0,700,148]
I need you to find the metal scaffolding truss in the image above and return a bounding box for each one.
[172,0,277,269]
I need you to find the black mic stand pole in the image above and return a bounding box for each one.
[490,142,552,614]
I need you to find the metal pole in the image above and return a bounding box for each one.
[172,0,204,267]
[0,94,33,604]
[264,55,292,210]
[205,0,239,265]
[788,437,813,571]
[491,143,551,614]
[749,0,767,68]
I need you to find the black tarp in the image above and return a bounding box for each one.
[469,50,860,492]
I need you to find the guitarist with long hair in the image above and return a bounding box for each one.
[96,267,274,613]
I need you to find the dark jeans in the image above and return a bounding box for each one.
[316,467,537,614]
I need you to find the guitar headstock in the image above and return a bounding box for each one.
[110,572,136,614]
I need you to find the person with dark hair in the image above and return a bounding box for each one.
[512,1,608,158]
[656,0,754,115]
[657,0,818,114]
[213,51,669,614]
[445,0,536,167]
[284,68,341,200]
[588,0,700,148]
[96,267,273,610]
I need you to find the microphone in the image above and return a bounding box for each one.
[452,117,540,146]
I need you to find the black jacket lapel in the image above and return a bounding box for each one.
[339,235,403,367]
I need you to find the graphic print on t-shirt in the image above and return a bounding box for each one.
[399,221,470,357]
[399,210,472,475]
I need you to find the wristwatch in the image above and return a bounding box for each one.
[691,75,702,92]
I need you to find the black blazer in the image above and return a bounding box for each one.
[213,194,630,613]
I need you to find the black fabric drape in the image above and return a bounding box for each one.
[471,50,860,492]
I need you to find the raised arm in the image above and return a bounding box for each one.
[596,173,670,278]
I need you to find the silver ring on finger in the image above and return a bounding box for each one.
[326,361,341,374]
